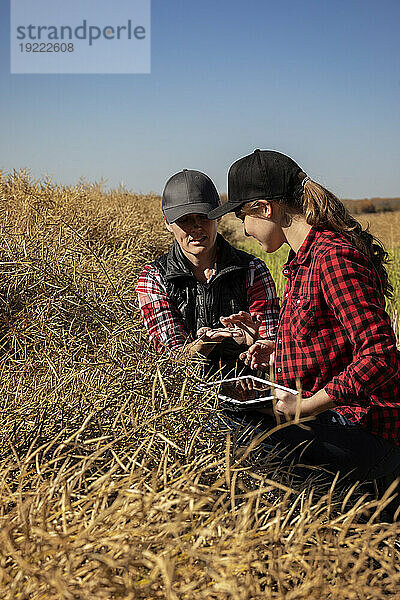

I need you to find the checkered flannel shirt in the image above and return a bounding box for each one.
[274,227,400,444]
[136,256,279,352]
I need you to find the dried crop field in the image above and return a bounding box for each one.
[1,172,400,599]
[357,211,400,249]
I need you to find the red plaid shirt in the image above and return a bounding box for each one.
[274,227,400,444]
[136,256,279,351]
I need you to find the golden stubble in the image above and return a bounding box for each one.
[0,172,399,599]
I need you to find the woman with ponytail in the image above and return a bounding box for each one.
[208,150,400,506]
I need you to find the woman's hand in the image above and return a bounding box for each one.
[273,389,301,418]
[219,311,262,346]
[261,388,334,419]
[239,340,275,370]
[259,389,302,420]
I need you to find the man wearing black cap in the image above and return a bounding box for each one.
[136,169,279,373]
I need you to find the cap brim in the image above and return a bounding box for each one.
[207,201,243,220]
[164,202,218,224]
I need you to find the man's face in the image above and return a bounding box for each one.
[165,213,218,258]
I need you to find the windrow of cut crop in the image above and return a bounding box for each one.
[1,172,399,599]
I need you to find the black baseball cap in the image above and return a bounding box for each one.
[162,169,220,224]
[208,150,304,219]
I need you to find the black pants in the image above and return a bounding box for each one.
[217,409,400,493]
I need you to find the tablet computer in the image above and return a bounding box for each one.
[200,376,297,411]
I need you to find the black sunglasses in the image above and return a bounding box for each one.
[234,200,262,220]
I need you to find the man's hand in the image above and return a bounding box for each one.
[183,326,236,358]
[196,326,237,342]
[239,340,275,370]
[219,311,262,346]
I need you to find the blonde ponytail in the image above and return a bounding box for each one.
[300,177,392,298]
[239,173,392,298]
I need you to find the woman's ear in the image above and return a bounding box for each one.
[256,200,272,218]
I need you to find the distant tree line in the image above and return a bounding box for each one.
[219,194,400,215]
[342,198,400,214]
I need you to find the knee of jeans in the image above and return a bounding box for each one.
[365,446,400,481]
[374,469,400,502]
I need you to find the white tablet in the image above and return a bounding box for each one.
[200,375,297,411]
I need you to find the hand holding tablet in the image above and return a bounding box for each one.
[201,376,297,412]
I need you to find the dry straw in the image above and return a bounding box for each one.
[0,172,399,599]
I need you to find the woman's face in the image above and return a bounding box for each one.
[166,213,218,258]
[236,201,285,253]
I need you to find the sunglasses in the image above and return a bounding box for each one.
[234,206,246,221]
[234,200,262,221]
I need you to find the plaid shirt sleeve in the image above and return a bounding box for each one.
[321,247,400,405]
[246,258,280,340]
[135,264,188,351]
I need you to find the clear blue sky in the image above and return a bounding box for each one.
[1,0,399,198]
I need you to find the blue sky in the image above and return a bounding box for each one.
[1,0,399,198]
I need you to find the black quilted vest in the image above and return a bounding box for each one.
[152,234,254,371]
